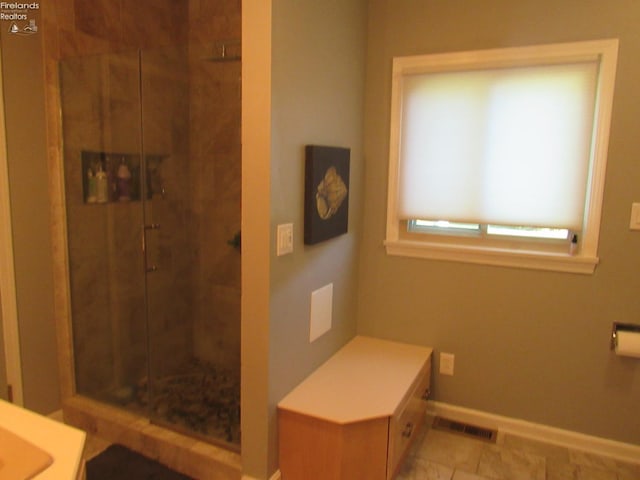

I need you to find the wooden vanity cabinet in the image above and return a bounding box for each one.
[278,336,432,480]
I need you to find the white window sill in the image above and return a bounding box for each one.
[384,239,598,274]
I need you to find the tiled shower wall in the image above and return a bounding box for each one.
[43,0,241,398]
[189,2,242,374]
[140,47,194,382]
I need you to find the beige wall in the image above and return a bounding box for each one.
[0,291,6,400]
[359,0,640,445]
[240,0,367,477]
[0,10,60,414]
[240,2,271,476]
[268,0,366,399]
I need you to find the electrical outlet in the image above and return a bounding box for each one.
[440,352,455,376]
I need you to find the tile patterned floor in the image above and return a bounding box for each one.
[83,419,639,480]
[398,423,640,480]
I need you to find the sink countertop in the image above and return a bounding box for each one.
[0,399,86,479]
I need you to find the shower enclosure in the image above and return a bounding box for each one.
[59,42,241,448]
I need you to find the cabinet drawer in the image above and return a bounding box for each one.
[387,360,431,479]
[277,338,433,480]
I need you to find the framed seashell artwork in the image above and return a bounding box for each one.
[304,145,350,244]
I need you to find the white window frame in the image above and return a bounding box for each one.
[384,39,619,274]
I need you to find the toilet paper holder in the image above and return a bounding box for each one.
[610,322,640,350]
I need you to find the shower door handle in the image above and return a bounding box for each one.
[142,224,160,273]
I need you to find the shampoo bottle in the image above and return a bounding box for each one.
[95,164,109,203]
[117,157,132,201]
[86,168,97,203]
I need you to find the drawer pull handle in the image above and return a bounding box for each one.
[422,388,431,400]
[402,422,414,438]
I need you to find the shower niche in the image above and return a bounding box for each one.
[60,43,241,447]
[81,151,166,204]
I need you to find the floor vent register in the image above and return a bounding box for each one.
[432,416,498,443]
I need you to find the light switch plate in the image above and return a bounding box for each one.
[630,203,640,231]
[309,283,333,342]
[277,223,294,256]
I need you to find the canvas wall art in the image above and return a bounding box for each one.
[304,145,350,245]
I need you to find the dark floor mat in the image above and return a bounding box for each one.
[86,444,193,480]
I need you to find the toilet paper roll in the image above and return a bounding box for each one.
[615,330,640,358]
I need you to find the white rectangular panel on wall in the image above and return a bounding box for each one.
[309,283,333,342]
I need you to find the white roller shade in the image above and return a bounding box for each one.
[397,62,599,230]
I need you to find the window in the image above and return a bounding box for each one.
[385,39,619,274]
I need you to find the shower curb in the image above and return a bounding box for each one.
[63,395,242,479]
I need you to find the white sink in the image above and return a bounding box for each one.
[0,400,85,479]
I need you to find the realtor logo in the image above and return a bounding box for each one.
[8,18,36,34]
[2,2,39,35]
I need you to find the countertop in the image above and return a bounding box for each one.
[0,399,85,479]
[277,336,432,424]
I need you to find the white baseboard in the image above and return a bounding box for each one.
[241,471,281,480]
[428,401,640,465]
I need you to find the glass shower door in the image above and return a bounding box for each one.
[136,45,197,435]
[61,43,241,448]
[61,50,148,408]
